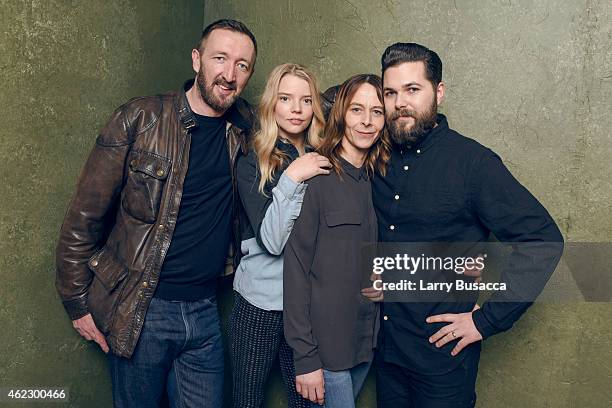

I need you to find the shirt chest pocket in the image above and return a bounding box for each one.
[323,210,363,240]
[122,150,172,223]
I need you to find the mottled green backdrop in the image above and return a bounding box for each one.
[0,1,203,407]
[1,0,610,407]
[203,2,611,407]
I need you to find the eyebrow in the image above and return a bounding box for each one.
[384,82,422,91]
[278,92,312,97]
[211,51,251,64]
[349,102,384,109]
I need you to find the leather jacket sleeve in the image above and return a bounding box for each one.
[55,106,133,321]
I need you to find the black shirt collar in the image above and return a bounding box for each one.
[339,155,367,181]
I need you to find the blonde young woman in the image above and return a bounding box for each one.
[229,63,330,407]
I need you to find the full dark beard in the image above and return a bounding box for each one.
[386,99,438,146]
[196,67,237,113]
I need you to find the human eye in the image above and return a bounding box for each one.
[350,106,362,113]
[373,109,384,116]
[213,56,226,62]
[407,87,419,94]
[384,90,396,97]
[237,62,249,71]
[279,95,289,102]
[304,98,312,104]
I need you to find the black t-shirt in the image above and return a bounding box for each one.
[155,112,232,301]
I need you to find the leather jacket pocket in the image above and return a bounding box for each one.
[122,150,171,223]
[86,247,129,335]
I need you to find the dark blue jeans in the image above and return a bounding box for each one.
[314,361,372,408]
[108,296,224,408]
[375,349,480,408]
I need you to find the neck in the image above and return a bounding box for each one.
[340,147,366,168]
[186,81,224,117]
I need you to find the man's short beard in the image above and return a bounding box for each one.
[196,67,237,113]
[386,98,438,146]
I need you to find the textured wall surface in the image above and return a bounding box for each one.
[0,1,203,406]
[2,0,610,407]
[204,1,612,407]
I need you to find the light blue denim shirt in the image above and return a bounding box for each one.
[233,172,307,311]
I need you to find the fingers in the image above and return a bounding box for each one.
[451,338,471,356]
[362,292,383,301]
[317,157,331,168]
[315,156,331,173]
[308,384,318,403]
[426,313,456,323]
[91,328,110,353]
[361,287,384,301]
[428,324,455,344]
[315,383,325,405]
[75,327,93,341]
[427,312,483,355]
[434,330,458,348]
[472,303,480,312]
[296,373,324,403]
[298,380,309,400]
[73,314,109,353]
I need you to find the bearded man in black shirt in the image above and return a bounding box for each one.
[372,43,564,407]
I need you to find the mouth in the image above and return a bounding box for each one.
[354,130,378,138]
[288,119,305,125]
[395,116,414,122]
[215,83,235,95]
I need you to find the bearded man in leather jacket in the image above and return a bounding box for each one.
[55,19,256,407]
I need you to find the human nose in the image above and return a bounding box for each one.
[222,63,236,83]
[395,91,409,110]
[362,110,372,127]
[291,99,302,113]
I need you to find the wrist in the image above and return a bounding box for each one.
[284,169,302,184]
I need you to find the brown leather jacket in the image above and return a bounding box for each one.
[55,79,253,358]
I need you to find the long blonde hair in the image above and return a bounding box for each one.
[253,63,325,194]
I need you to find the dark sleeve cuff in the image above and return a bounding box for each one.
[62,296,89,321]
[472,308,498,340]
[294,352,323,376]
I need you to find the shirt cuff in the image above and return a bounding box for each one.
[62,296,89,321]
[294,352,323,376]
[472,307,497,340]
[276,172,307,201]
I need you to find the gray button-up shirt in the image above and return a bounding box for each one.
[234,141,308,311]
[284,157,379,375]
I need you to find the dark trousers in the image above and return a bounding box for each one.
[228,292,307,408]
[375,350,479,408]
[108,296,224,408]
